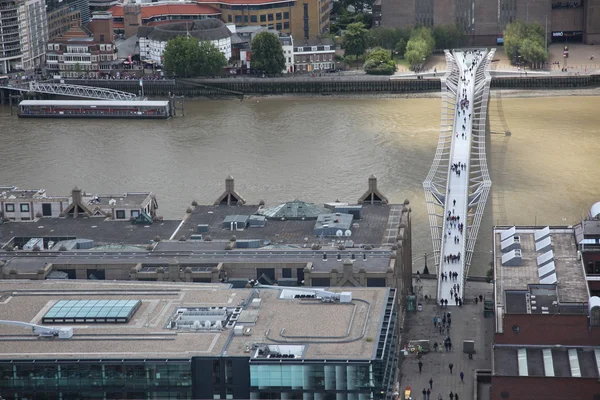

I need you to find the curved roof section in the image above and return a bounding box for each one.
[145,20,231,42]
[257,200,329,220]
[109,4,221,19]
[591,202,600,219]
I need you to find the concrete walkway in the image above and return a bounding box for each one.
[400,279,494,400]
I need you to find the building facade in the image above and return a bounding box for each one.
[381,0,600,45]
[46,4,81,41]
[0,186,158,221]
[197,0,331,40]
[108,3,222,37]
[45,14,118,79]
[46,0,89,26]
[138,20,232,66]
[293,38,335,72]
[0,0,47,74]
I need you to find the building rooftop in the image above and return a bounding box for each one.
[85,192,154,208]
[493,227,589,313]
[139,20,231,42]
[0,186,67,201]
[494,346,600,378]
[178,204,397,247]
[0,217,181,247]
[0,280,392,361]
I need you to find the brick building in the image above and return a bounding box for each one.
[491,225,600,400]
[381,0,600,45]
[45,12,118,78]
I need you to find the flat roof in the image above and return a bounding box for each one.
[0,280,390,360]
[86,192,153,208]
[493,227,589,311]
[179,204,396,247]
[494,346,600,378]
[18,100,169,107]
[0,217,181,246]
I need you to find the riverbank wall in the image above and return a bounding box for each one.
[4,74,600,100]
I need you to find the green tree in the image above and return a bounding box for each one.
[364,47,397,75]
[197,41,227,76]
[504,20,547,67]
[404,27,435,68]
[251,31,286,74]
[163,36,227,77]
[433,24,466,50]
[342,22,369,60]
[394,38,407,57]
[163,36,202,77]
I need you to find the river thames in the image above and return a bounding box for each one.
[1,94,599,276]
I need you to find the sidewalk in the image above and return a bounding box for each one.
[399,279,494,400]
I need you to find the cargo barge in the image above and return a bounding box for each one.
[18,100,171,119]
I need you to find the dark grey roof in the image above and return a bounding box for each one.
[144,20,231,42]
[137,26,154,38]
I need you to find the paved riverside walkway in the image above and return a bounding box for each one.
[437,50,486,304]
[400,278,494,400]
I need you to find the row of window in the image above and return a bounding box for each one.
[229,11,289,24]
[220,2,293,10]
[294,45,333,52]
[4,203,29,213]
[47,44,113,52]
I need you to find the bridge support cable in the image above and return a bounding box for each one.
[463,50,495,271]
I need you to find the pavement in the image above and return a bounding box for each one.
[400,278,494,400]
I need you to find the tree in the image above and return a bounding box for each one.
[251,31,286,74]
[163,36,202,77]
[364,47,397,75]
[197,41,227,76]
[394,38,407,57]
[433,24,466,50]
[342,22,369,60]
[404,27,435,68]
[162,36,227,77]
[503,20,548,68]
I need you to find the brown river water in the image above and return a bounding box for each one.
[1,94,599,276]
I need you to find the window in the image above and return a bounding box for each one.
[282,268,292,278]
[116,210,126,219]
[250,15,257,22]
[276,23,282,30]
[260,14,266,22]
[235,15,242,23]
[268,13,273,21]
[131,210,140,218]
[276,12,282,20]
[244,15,248,22]
[283,11,289,19]
[20,203,29,212]
[284,21,289,29]
[5,204,15,212]
[100,34,104,41]
[228,14,232,22]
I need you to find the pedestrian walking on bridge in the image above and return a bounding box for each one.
[449,363,454,373]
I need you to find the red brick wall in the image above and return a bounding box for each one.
[496,314,600,346]
[491,376,600,400]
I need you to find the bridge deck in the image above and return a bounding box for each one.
[438,50,485,304]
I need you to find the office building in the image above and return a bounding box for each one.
[381,0,600,46]
[574,203,600,296]
[195,0,330,40]
[0,0,47,74]
[0,280,399,399]
[491,225,600,400]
